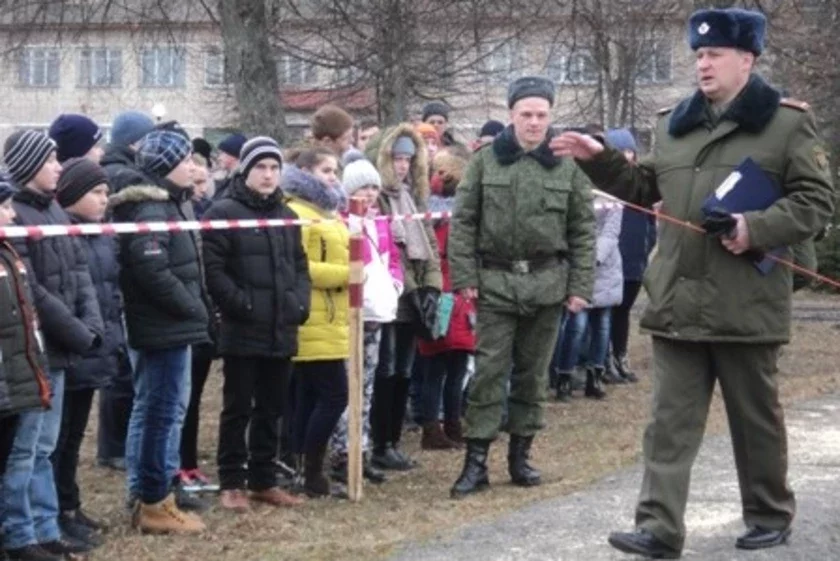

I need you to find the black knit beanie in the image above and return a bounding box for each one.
[57,157,109,208]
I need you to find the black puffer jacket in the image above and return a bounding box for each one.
[202,176,311,358]
[12,188,104,370]
[0,242,50,415]
[64,214,127,391]
[109,181,210,350]
[101,144,149,193]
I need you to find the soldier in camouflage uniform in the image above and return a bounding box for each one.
[448,76,596,499]
[552,8,835,558]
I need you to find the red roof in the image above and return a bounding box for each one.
[280,87,376,111]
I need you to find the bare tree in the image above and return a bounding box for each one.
[540,0,684,132]
[274,0,551,125]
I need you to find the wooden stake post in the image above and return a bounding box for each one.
[346,197,366,501]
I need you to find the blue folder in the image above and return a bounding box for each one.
[702,157,784,274]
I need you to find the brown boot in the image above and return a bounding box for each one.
[219,489,250,513]
[250,487,305,507]
[443,419,465,447]
[134,494,206,534]
[421,422,459,450]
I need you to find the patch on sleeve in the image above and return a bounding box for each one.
[813,145,830,171]
[142,239,163,256]
[780,98,810,111]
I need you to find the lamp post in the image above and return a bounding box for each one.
[152,103,167,123]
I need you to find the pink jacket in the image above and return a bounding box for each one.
[362,211,403,287]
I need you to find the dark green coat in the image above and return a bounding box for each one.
[579,74,835,343]
[0,242,49,415]
[449,127,596,313]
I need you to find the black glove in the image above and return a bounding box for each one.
[412,287,440,339]
[701,208,737,238]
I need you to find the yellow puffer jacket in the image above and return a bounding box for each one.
[286,191,349,362]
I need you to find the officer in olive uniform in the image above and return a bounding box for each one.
[552,8,835,558]
[448,76,596,498]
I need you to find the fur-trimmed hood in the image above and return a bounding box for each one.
[108,184,170,210]
[281,166,345,213]
[668,73,782,137]
[375,123,430,202]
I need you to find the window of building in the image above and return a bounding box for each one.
[547,48,599,85]
[636,40,672,85]
[78,47,122,87]
[18,47,60,87]
[204,49,227,87]
[484,41,520,84]
[278,55,318,86]
[139,46,186,88]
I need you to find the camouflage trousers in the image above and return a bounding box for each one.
[329,323,380,460]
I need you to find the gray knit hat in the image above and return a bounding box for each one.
[3,130,57,186]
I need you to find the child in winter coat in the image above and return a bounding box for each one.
[551,196,623,401]
[178,152,216,493]
[55,158,128,547]
[417,147,476,450]
[3,130,104,560]
[0,176,51,549]
[327,159,402,486]
[369,125,442,472]
[203,137,309,512]
[283,148,350,498]
[109,130,210,534]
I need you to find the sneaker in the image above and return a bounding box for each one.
[58,512,103,548]
[39,537,92,557]
[183,469,220,494]
[5,545,61,561]
[133,494,206,534]
[177,469,194,486]
[173,481,209,513]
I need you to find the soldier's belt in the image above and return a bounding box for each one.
[479,254,564,274]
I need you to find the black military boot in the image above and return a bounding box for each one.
[555,372,572,402]
[508,434,541,487]
[585,367,607,400]
[450,439,491,499]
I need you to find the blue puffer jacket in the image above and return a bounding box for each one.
[63,215,127,390]
[618,207,657,282]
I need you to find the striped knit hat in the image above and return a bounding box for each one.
[3,130,57,186]
[239,136,282,177]
[135,130,192,179]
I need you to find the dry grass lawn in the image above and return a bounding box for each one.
[77,297,840,561]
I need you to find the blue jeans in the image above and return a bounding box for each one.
[420,351,469,424]
[2,370,64,549]
[551,308,613,373]
[126,347,191,504]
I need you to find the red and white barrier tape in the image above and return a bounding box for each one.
[0,200,622,240]
[0,211,452,239]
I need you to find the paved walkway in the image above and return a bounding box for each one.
[390,396,840,560]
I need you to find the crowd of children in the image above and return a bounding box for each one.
[0,101,652,560]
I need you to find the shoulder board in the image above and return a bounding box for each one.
[656,106,674,116]
[780,98,810,111]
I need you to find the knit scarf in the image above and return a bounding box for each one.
[383,183,432,261]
